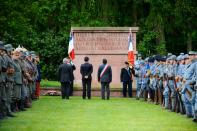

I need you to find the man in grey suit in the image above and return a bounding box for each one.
[58,58,73,100]
[98,59,112,100]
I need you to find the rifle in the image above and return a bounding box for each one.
[173,76,181,113]
[166,76,172,109]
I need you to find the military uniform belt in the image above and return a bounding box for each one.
[168,77,174,80]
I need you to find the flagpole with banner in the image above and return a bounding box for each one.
[128,28,134,65]
[68,31,75,60]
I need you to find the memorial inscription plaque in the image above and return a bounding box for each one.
[72,27,139,88]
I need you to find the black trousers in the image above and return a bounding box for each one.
[154,88,159,104]
[178,92,185,114]
[82,79,92,99]
[159,86,163,105]
[69,81,74,96]
[122,81,132,97]
[101,82,110,100]
[61,82,70,99]
[148,87,155,101]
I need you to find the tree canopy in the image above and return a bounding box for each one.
[0,0,196,80]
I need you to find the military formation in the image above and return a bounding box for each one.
[0,41,41,120]
[134,51,197,122]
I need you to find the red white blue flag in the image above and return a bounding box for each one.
[68,32,75,60]
[128,32,134,65]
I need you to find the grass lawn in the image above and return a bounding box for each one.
[40,80,61,88]
[40,80,80,89]
[40,80,122,90]
[0,97,196,131]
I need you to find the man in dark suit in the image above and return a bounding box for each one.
[67,57,76,96]
[98,59,112,100]
[120,61,135,98]
[80,56,93,99]
[58,58,73,100]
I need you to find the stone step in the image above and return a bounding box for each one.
[41,87,137,97]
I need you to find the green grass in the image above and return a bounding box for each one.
[1,97,196,131]
[40,80,122,90]
[40,80,61,88]
[40,80,80,89]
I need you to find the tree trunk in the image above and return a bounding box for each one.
[132,2,137,26]
[156,23,165,45]
[187,32,192,51]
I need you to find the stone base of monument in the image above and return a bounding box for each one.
[73,88,137,97]
[40,88,137,97]
[41,80,137,97]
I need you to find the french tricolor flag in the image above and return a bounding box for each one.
[68,32,75,60]
[128,32,134,65]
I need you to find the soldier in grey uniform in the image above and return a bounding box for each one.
[153,55,161,105]
[22,52,32,107]
[181,51,196,118]
[148,57,156,102]
[29,51,38,99]
[134,54,142,100]
[185,51,197,122]
[1,42,16,117]
[18,51,29,110]
[162,53,173,108]
[180,54,191,116]
[176,55,186,114]
[193,52,197,122]
[12,49,23,111]
[24,52,34,103]
[4,44,15,117]
[167,55,177,111]
[139,59,149,101]
[0,41,7,119]
[25,51,37,100]
[158,57,166,106]
[163,56,170,109]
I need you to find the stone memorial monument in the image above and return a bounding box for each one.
[72,27,139,88]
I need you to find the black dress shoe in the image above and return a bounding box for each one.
[0,114,4,119]
[192,118,197,122]
[20,108,26,111]
[187,115,193,118]
[7,113,16,117]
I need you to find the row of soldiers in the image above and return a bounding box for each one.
[134,51,197,122]
[0,41,41,120]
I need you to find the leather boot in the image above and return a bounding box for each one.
[14,101,19,112]
[18,100,26,111]
[25,98,31,108]
[7,109,16,117]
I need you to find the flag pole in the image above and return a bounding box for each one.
[128,27,134,66]
[68,30,75,61]
[130,27,132,34]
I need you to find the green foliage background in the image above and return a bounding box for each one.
[0,0,196,80]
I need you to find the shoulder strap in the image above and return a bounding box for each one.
[125,68,131,77]
[100,64,109,78]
